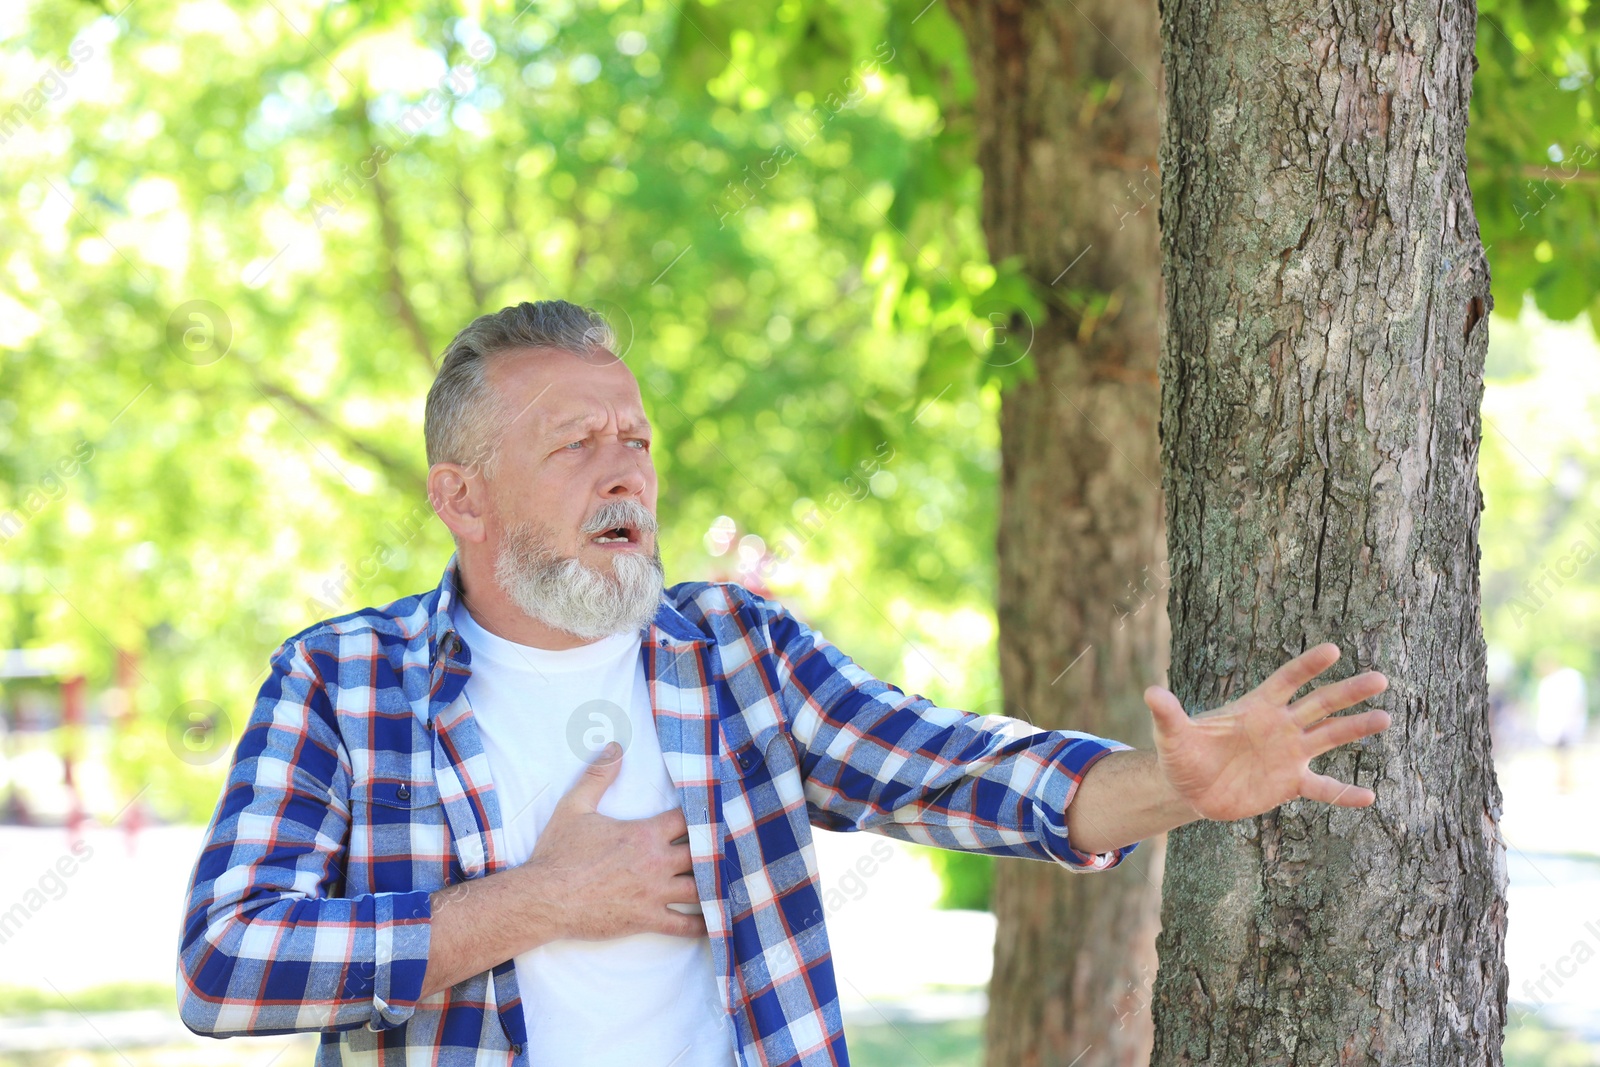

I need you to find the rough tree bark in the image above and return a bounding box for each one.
[944,2,1169,1064]
[1149,0,1505,1061]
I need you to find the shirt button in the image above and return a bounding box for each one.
[737,749,758,771]
[396,784,410,801]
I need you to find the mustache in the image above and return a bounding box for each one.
[580,498,658,536]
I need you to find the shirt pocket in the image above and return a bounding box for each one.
[720,717,805,811]
[718,715,779,791]
[346,777,448,895]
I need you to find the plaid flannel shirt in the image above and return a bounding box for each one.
[177,554,1136,1066]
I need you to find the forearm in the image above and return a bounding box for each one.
[419,862,561,999]
[177,889,433,1036]
[1064,749,1200,854]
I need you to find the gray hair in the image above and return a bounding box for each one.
[424,300,616,474]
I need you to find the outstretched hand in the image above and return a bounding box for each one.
[1145,643,1391,822]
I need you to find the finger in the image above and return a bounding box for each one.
[666,842,693,874]
[1144,686,1189,739]
[1289,671,1390,727]
[1257,643,1341,704]
[656,908,709,938]
[561,742,624,811]
[650,805,689,841]
[1298,769,1376,807]
[665,873,700,904]
[1304,708,1391,756]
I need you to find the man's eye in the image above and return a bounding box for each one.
[563,441,583,451]
[626,439,650,450]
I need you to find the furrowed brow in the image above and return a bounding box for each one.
[545,414,598,440]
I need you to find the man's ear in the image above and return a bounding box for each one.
[428,462,490,543]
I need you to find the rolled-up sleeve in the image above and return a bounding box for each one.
[756,594,1138,871]
[176,637,433,1037]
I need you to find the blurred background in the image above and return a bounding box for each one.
[1,0,1597,1063]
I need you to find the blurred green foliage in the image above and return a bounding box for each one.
[922,847,994,911]
[1480,307,1600,720]
[0,0,1023,825]
[1473,0,1600,324]
[0,0,1597,919]
[0,982,173,1015]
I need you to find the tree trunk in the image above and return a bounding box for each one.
[945,2,1169,1064]
[1149,0,1505,1061]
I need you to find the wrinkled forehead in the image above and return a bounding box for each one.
[486,346,649,436]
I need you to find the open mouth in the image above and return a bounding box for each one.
[590,525,637,545]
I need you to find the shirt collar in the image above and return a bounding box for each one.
[427,551,468,663]
[424,551,708,665]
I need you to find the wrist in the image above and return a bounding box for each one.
[1150,753,1204,826]
[508,859,564,949]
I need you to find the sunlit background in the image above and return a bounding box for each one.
[2,0,1598,1063]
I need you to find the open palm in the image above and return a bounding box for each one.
[1146,643,1391,822]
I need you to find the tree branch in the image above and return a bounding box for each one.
[352,97,438,372]
[250,374,429,495]
[370,169,438,370]
[458,171,490,309]
[1486,160,1600,185]
[498,168,546,295]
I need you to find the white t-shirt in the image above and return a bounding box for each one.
[449,601,736,1066]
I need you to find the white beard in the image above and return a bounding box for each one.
[493,517,664,641]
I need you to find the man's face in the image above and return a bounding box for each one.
[481,346,658,562]
[473,347,665,639]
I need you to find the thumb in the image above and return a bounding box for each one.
[563,741,624,811]
[1144,685,1189,739]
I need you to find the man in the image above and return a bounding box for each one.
[177,300,1392,1066]
[1533,652,1588,793]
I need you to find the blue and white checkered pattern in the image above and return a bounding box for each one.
[178,554,1135,1065]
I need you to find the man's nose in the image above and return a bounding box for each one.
[601,447,649,497]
